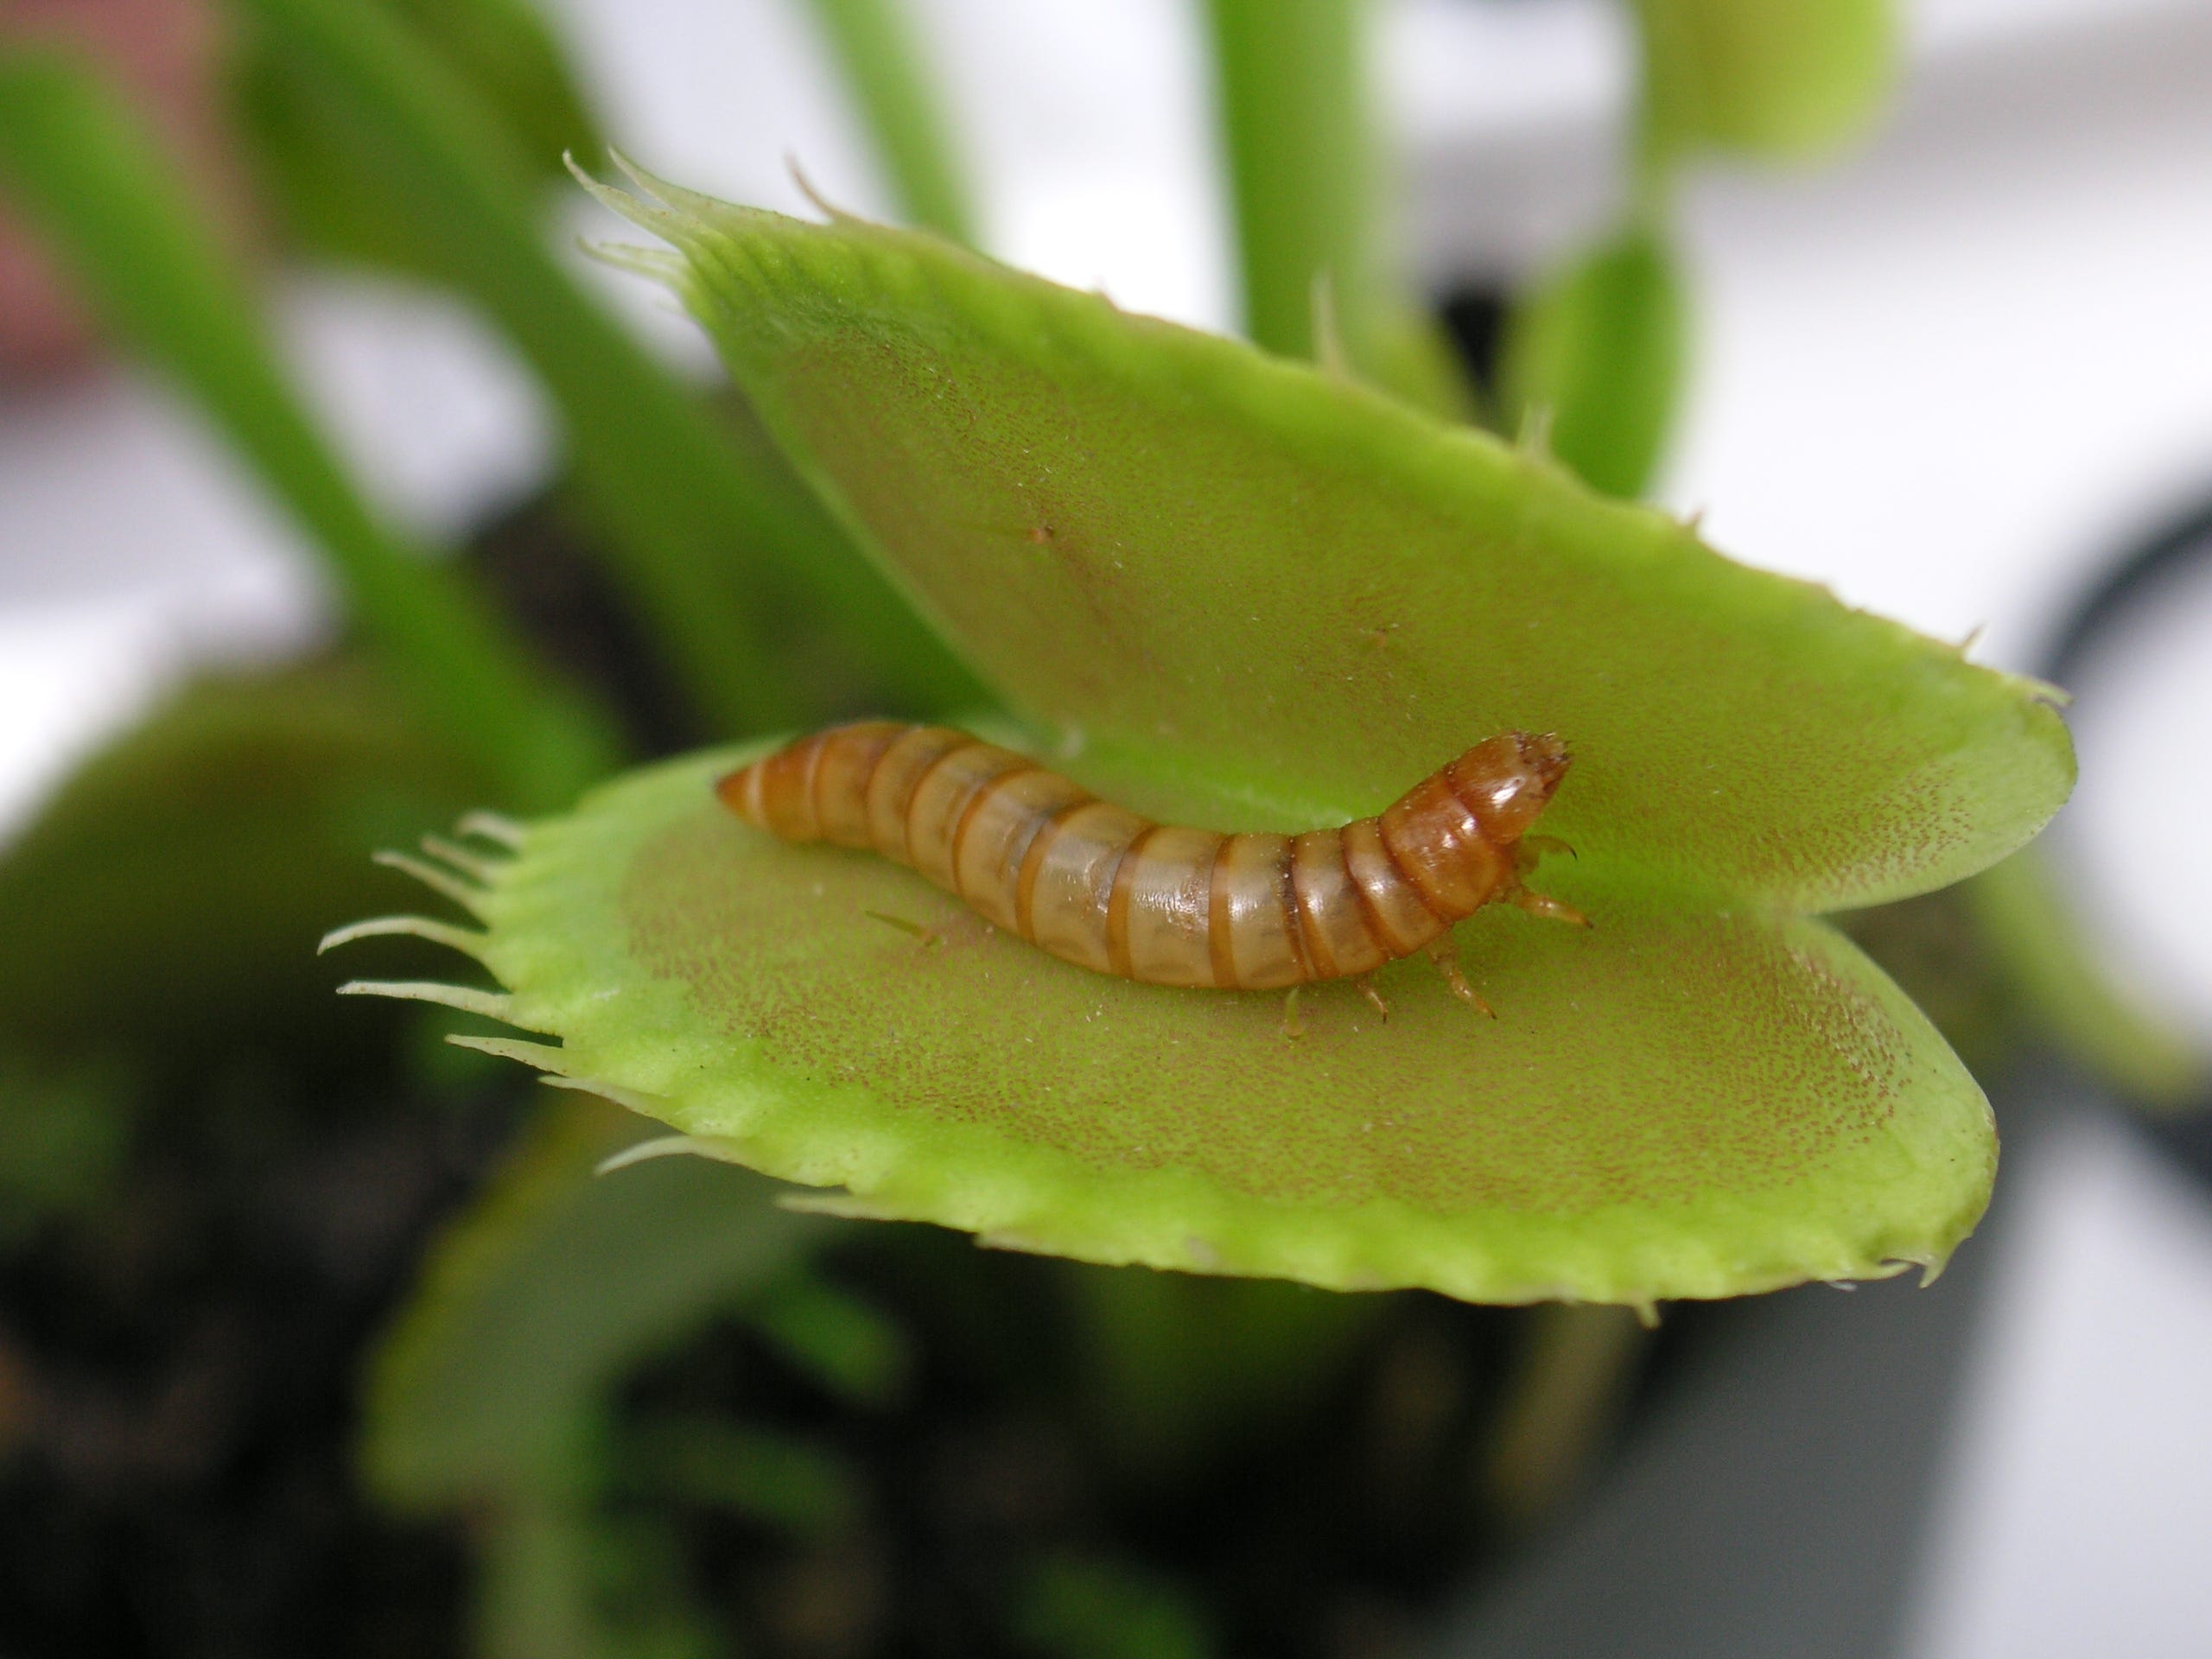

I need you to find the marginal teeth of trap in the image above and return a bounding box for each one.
[454,810,525,850]
[593,1135,710,1175]
[317,915,488,958]
[444,1033,568,1071]
[577,239,687,281]
[1889,1251,1945,1287]
[419,834,502,885]
[336,979,518,1022]
[609,145,732,219]
[564,151,680,238]
[538,1072,663,1115]
[372,849,486,914]
[778,1192,905,1221]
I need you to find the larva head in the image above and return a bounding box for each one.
[1446,731,1571,846]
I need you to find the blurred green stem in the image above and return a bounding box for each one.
[1203,0,1468,418]
[801,0,976,243]
[0,49,608,806]
[1967,849,2203,1107]
[476,1482,603,1659]
[1481,1302,1649,1529]
[1203,0,1376,365]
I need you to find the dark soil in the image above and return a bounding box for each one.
[0,1064,514,1657]
[615,1231,1555,1659]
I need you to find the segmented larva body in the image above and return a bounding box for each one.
[717,723,1580,992]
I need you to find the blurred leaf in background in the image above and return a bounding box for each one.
[0,1055,137,1245]
[366,1095,825,1506]
[0,664,491,1074]
[1498,224,1686,499]
[234,0,604,276]
[0,49,611,803]
[1013,1554,1215,1659]
[365,1092,838,1654]
[1630,0,1898,168]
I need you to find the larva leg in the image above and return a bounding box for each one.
[863,908,942,949]
[1512,888,1590,928]
[1355,976,1391,1021]
[1516,834,1576,872]
[1281,984,1307,1042]
[1427,938,1496,1019]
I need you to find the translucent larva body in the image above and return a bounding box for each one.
[716,723,1579,992]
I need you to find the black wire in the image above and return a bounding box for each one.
[2041,491,2212,691]
[2034,486,2212,1173]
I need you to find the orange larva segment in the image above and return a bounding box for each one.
[1289,829,1389,978]
[1113,825,1228,988]
[951,766,1093,931]
[1341,818,1449,957]
[864,725,969,861]
[1023,800,1152,974]
[903,741,1032,891]
[810,721,904,849]
[1381,773,1507,918]
[1211,833,1305,989]
[760,732,829,840]
[1447,732,1572,844]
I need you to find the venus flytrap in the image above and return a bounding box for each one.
[328,165,2072,1313]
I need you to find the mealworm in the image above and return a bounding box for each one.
[716,723,1585,994]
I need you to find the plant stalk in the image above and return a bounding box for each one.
[1204,0,1378,366]
[1202,0,1469,419]
[801,0,976,245]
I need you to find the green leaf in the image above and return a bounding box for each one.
[620,1414,862,1540]
[627,185,2065,912]
[1499,226,1687,499]
[0,664,489,1071]
[364,1093,825,1507]
[1072,1265,1376,1478]
[473,1491,718,1659]
[340,186,2073,1307]
[743,1267,908,1407]
[1631,0,1897,166]
[0,49,608,804]
[1205,0,1374,365]
[360,747,2008,1307]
